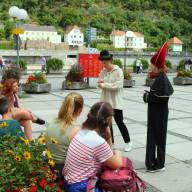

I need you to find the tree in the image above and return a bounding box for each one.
[0,28,5,40]
[4,20,14,39]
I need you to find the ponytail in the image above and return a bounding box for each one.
[58,92,83,133]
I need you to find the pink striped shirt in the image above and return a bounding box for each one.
[63,129,113,184]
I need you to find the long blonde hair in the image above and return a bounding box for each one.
[58,92,83,133]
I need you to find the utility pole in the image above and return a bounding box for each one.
[124,30,127,72]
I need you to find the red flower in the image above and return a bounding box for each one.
[58,179,63,187]
[39,179,47,188]
[56,190,61,192]
[30,185,37,192]
[48,182,55,189]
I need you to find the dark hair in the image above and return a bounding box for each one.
[82,102,113,140]
[0,96,10,115]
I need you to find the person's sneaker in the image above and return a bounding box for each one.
[146,166,165,173]
[155,166,165,172]
[124,142,132,152]
[34,118,45,125]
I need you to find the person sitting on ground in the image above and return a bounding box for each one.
[1,78,45,140]
[0,96,25,138]
[63,102,123,192]
[46,92,84,180]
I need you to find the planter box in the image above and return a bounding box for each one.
[145,78,155,87]
[48,69,63,74]
[123,79,135,87]
[62,81,87,90]
[173,77,192,85]
[22,83,51,93]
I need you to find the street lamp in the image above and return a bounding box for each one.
[9,6,28,67]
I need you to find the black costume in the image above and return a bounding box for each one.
[143,72,174,169]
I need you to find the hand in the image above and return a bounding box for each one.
[98,78,104,83]
[98,83,104,88]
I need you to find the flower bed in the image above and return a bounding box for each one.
[22,72,51,93]
[0,135,64,191]
[173,70,192,85]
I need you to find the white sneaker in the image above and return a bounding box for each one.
[124,142,132,152]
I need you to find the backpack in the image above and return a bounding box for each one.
[98,157,146,192]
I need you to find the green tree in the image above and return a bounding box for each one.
[4,20,14,39]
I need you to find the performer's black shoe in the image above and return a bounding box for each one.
[34,118,45,125]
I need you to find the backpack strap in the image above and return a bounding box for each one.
[87,177,98,192]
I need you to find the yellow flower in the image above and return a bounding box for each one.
[7,150,14,155]
[0,83,3,89]
[0,122,8,128]
[20,137,30,145]
[38,136,46,145]
[48,159,55,167]
[45,149,52,159]
[15,155,21,161]
[51,137,58,144]
[23,151,31,160]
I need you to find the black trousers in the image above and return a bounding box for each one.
[110,109,130,143]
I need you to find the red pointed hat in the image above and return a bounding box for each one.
[151,42,168,68]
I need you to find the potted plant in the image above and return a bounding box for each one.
[1,67,21,83]
[123,70,135,87]
[0,135,64,191]
[113,59,135,87]
[62,64,87,90]
[173,70,192,85]
[47,58,64,74]
[22,72,51,93]
[13,59,28,74]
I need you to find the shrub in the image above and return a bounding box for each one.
[26,72,48,84]
[47,58,64,72]
[65,64,84,82]
[165,60,172,69]
[1,67,21,83]
[177,70,192,78]
[177,59,186,71]
[0,135,63,191]
[113,59,123,69]
[13,59,28,70]
[133,58,149,71]
[124,70,132,80]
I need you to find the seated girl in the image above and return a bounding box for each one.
[0,96,24,139]
[46,92,84,179]
[63,102,123,192]
[1,78,45,140]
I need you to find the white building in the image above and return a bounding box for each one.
[110,30,125,48]
[19,24,61,44]
[168,37,183,52]
[110,30,147,50]
[64,25,84,47]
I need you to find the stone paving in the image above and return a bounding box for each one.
[18,75,192,192]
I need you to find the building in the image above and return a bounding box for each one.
[110,30,125,48]
[64,25,84,47]
[19,24,61,44]
[110,30,147,50]
[168,37,183,52]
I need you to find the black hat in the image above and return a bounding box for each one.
[99,50,113,61]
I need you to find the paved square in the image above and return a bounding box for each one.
[21,75,192,192]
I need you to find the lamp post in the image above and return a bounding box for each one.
[124,30,127,72]
[9,6,28,67]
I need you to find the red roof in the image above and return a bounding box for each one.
[133,32,144,37]
[111,30,125,36]
[168,37,183,45]
[65,25,81,34]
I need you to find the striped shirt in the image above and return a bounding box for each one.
[63,129,113,184]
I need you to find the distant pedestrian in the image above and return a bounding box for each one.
[140,63,143,74]
[41,56,46,73]
[98,50,132,152]
[136,58,141,73]
[143,42,174,172]
[0,56,5,70]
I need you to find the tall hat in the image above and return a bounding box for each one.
[151,42,168,69]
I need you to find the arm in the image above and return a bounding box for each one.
[99,69,124,90]
[68,126,81,141]
[143,92,169,104]
[104,150,123,169]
